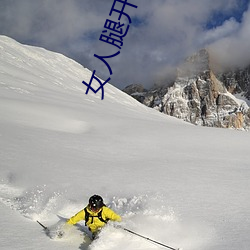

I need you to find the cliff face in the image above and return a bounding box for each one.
[217,66,250,99]
[123,49,250,130]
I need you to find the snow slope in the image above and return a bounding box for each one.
[0,35,250,250]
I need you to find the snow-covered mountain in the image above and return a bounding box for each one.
[124,49,250,130]
[1,36,250,250]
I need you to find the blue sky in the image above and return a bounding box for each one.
[206,0,249,28]
[0,0,249,89]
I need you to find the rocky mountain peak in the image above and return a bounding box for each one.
[177,49,210,78]
[123,49,250,130]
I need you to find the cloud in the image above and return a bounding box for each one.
[0,1,107,44]
[209,4,250,68]
[200,18,240,45]
[0,0,249,89]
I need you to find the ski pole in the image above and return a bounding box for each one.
[122,227,180,250]
[37,220,48,231]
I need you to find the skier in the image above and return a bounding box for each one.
[66,194,121,239]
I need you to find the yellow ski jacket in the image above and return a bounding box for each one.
[67,206,121,233]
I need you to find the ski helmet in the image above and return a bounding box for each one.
[89,195,104,210]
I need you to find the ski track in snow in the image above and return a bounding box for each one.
[0,180,211,250]
[0,99,91,134]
